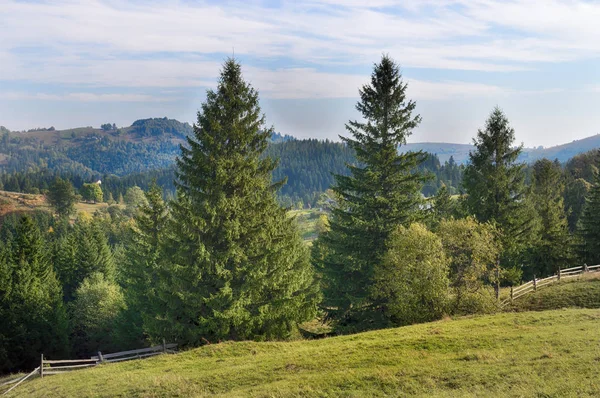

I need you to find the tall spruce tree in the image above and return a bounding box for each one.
[158,59,318,344]
[0,216,68,372]
[463,108,539,276]
[528,159,574,278]
[120,182,169,347]
[579,151,600,265]
[314,55,426,330]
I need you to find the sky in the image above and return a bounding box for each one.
[1,0,600,147]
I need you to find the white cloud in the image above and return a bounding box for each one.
[2,92,177,102]
[0,0,599,101]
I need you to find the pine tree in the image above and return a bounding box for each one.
[314,55,426,330]
[430,184,455,227]
[120,182,169,347]
[579,151,600,265]
[463,107,539,275]
[0,216,68,372]
[158,59,318,344]
[47,177,77,217]
[528,159,574,278]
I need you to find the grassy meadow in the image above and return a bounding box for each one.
[12,308,600,397]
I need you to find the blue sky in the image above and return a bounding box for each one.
[1,0,599,146]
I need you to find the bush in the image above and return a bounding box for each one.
[373,223,450,326]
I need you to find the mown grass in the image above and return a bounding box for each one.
[14,309,600,397]
[506,273,600,312]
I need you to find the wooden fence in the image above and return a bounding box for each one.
[502,264,600,307]
[2,342,176,395]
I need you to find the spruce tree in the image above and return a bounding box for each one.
[0,216,68,372]
[579,151,600,265]
[47,177,77,217]
[463,107,539,273]
[528,159,574,277]
[159,59,318,344]
[314,55,426,330]
[120,182,169,346]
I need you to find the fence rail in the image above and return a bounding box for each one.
[502,264,599,307]
[2,341,177,395]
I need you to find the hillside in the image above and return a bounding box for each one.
[403,134,600,165]
[506,274,600,312]
[12,309,600,397]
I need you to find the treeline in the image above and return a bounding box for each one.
[2,57,600,375]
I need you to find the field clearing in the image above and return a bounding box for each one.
[0,190,112,219]
[12,309,600,397]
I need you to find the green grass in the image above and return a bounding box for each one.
[13,309,600,397]
[506,273,600,312]
[289,209,323,243]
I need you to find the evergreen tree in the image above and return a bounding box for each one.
[47,177,77,217]
[430,184,455,227]
[0,216,68,372]
[463,108,539,276]
[579,151,600,265]
[158,59,318,344]
[120,182,169,347]
[314,55,426,329]
[528,159,574,278]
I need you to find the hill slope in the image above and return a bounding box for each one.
[403,134,600,165]
[15,309,600,397]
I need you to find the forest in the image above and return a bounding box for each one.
[1,56,600,375]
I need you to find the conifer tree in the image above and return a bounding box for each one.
[463,108,539,273]
[528,159,574,277]
[158,59,318,344]
[579,151,600,265]
[0,216,68,372]
[314,55,426,329]
[47,177,77,217]
[120,182,169,346]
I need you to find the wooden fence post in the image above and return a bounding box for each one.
[98,351,104,363]
[557,268,561,281]
[163,338,166,353]
[533,276,537,291]
[40,354,44,378]
[510,286,514,301]
[584,263,588,273]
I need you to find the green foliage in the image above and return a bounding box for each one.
[373,224,449,326]
[123,186,148,215]
[70,272,126,356]
[463,107,539,270]
[159,59,319,344]
[578,151,600,265]
[527,159,575,278]
[47,177,77,217]
[80,183,103,203]
[437,218,501,314]
[54,219,115,301]
[120,182,169,347]
[315,55,426,330]
[0,216,68,373]
[130,117,192,138]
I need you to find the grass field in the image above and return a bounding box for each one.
[12,308,600,397]
[289,208,323,243]
[505,273,600,312]
[0,190,114,220]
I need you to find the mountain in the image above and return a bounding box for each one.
[401,134,600,165]
[400,143,474,164]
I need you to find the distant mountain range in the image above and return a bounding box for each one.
[2,119,599,167]
[402,134,600,164]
